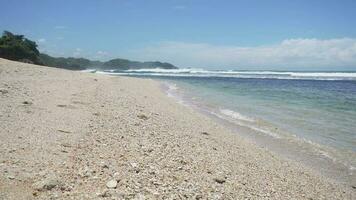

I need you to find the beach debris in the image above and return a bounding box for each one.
[213,177,226,184]
[57,104,76,109]
[137,114,149,120]
[106,179,117,189]
[130,162,140,173]
[79,166,92,178]
[201,131,209,135]
[60,142,72,148]
[100,161,109,169]
[0,88,8,94]
[8,149,16,153]
[60,185,73,192]
[33,175,61,191]
[22,101,32,105]
[112,172,121,182]
[7,175,15,180]
[97,190,111,197]
[57,129,71,133]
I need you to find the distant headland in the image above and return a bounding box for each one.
[0,31,178,71]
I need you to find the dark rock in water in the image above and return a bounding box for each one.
[137,114,149,120]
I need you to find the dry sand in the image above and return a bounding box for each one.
[0,58,355,199]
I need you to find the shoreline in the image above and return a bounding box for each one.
[159,80,355,186]
[0,58,355,199]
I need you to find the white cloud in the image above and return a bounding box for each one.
[132,38,356,70]
[37,38,46,43]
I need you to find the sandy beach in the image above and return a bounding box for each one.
[0,58,354,199]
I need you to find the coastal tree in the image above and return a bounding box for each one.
[0,30,41,64]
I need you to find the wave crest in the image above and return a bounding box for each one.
[97,68,356,81]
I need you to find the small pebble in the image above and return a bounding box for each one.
[22,101,32,105]
[201,132,209,135]
[137,114,149,120]
[213,177,226,184]
[106,180,117,189]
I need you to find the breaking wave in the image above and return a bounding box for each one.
[96,68,356,81]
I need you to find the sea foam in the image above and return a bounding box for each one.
[219,108,255,122]
[98,68,356,81]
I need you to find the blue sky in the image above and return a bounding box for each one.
[1,0,356,70]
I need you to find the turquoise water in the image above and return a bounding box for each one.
[97,69,356,185]
[169,77,356,152]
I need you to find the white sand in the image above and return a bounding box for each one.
[0,58,355,199]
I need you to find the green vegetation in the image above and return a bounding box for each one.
[0,31,178,70]
[39,53,94,70]
[102,59,177,70]
[0,31,41,64]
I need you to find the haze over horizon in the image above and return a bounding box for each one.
[1,0,356,70]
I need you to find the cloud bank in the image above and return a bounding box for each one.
[133,38,356,70]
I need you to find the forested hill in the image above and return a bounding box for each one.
[102,58,177,70]
[0,31,178,70]
[39,54,178,71]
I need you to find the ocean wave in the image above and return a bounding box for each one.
[81,69,97,73]
[210,110,281,138]
[219,109,255,122]
[97,68,356,81]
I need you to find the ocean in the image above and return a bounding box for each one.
[95,68,356,185]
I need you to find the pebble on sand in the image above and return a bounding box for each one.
[201,131,209,135]
[22,101,32,105]
[106,179,117,189]
[137,114,149,120]
[33,176,61,191]
[214,177,226,184]
[0,89,8,94]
